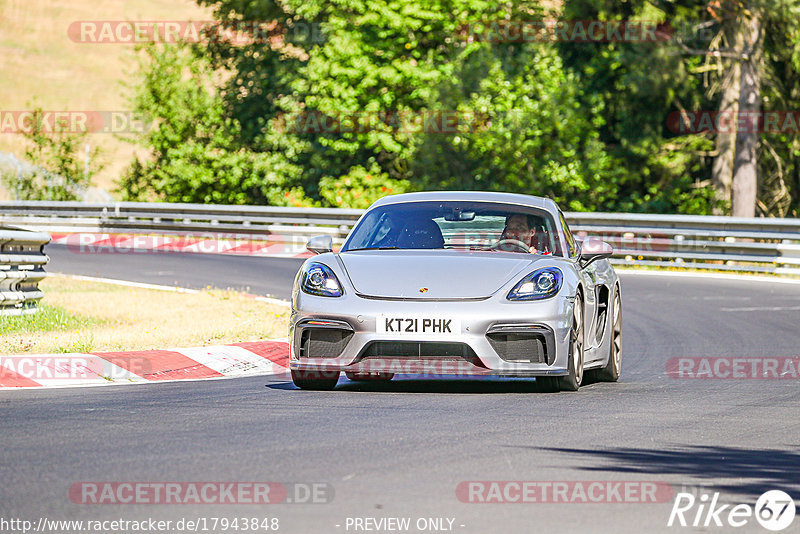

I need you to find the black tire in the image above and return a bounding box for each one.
[594,285,622,382]
[535,376,560,393]
[291,369,340,390]
[345,372,394,382]
[556,293,585,392]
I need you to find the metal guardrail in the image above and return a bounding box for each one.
[2,200,800,276]
[0,227,50,316]
[0,201,363,237]
[566,213,800,276]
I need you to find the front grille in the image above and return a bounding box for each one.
[299,328,353,358]
[357,341,486,367]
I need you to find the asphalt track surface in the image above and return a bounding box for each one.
[45,244,306,299]
[2,245,800,533]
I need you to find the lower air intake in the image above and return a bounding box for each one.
[299,328,353,358]
[487,332,549,364]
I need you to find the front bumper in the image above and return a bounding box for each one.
[289,290,574,377]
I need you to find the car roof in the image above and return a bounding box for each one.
[369,191,561,215]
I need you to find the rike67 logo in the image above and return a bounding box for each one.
[668,490,796,531]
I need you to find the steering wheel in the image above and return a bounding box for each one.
[491,238,530,253]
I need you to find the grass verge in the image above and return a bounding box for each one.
[615,265,800,279]
[0,275,289,354]
[0,304,97,336]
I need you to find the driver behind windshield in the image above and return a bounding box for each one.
[499,214,550,254]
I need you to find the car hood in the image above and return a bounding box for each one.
[338,250,542,299]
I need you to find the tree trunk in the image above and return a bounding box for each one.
[731,10,762,217]
[711,16,742,214]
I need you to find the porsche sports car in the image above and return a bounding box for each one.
[289,191,621,391]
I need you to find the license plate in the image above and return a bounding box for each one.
[376,315,461,335]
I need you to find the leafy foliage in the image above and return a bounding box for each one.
[119,0,800,215]
[319,163,410,208]
[118,43,306,205]
[1,108,102,201]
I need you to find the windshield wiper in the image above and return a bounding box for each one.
[346,246,400,251]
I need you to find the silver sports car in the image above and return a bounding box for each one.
[289,191,621,391]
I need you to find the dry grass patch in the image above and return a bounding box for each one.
[0,275,289,354]
[0,0,211,195]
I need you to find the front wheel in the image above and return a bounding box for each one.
[593,286,621,382]
[291,369,340,390]
[556,293,585,391]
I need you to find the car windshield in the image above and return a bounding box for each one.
[342,201,563,256]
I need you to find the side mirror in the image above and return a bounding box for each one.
[578,236,613,267]
[306,235,333,255]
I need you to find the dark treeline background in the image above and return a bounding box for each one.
[119,0,800,216]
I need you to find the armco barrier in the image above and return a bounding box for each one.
[2,201,800,275]
[0,227,50,315]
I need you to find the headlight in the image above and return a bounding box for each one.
[301,262,343,297]
[507,267,563,301]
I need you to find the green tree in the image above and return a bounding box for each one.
[409,42,626,211]
[560,0,800,216]
[1,108,102,201]
[263,0,629,208]
[119,42,308,205]
[558,0,721,214]
[121,0,800,215]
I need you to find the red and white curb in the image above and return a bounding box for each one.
[49,232,316,258]
[0,340,290,390]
